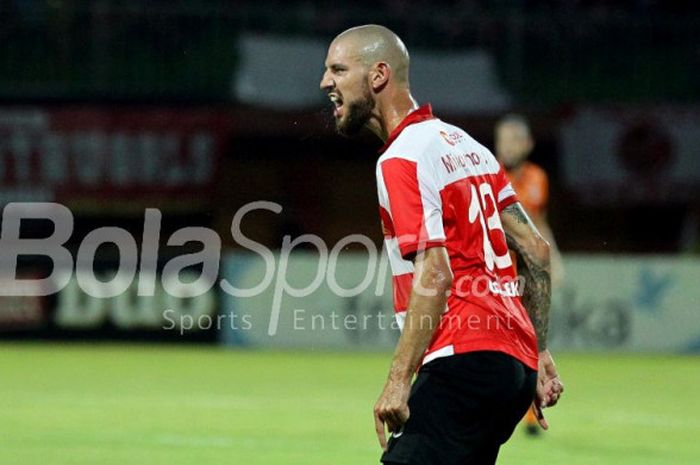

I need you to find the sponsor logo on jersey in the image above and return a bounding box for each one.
[439,130,464,146]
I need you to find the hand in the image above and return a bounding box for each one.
[533,349,564,430]
[373,378,411,451]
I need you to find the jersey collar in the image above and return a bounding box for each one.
[379,104,435,153]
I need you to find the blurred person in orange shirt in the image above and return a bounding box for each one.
[495,114,565,436]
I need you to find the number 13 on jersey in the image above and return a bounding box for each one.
[468,182,512,272]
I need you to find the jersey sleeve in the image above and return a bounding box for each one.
[377,157,446,260]
[494,164,519,211]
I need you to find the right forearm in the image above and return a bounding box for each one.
[386,247,453,382]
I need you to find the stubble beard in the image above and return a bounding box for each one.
[336,83,375,138]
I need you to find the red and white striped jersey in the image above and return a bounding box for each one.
[376,105,538,370]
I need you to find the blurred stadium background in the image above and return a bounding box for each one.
[0,1,699,464]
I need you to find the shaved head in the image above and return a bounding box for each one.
[320,24,414,138]
[332,24,410,84]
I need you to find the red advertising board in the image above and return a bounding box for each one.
[0,107,232,210]
[559,106,700,205]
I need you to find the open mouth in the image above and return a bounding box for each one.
[329,93,344,118]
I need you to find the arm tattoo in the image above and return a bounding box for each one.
[504,203,530,225]
[503,205,551,350]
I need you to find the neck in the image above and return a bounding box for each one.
[366,88,418,142]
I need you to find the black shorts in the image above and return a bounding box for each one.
[381,351,537,465]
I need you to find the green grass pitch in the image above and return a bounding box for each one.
[0,343,698,464]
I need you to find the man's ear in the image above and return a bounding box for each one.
[369,62,390,91]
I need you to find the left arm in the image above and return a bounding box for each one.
[530,210,565,288]
[501,202,564,428]
[373,246,453,450]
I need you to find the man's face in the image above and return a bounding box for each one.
[495,123,533,170]
[320,39,375,137]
